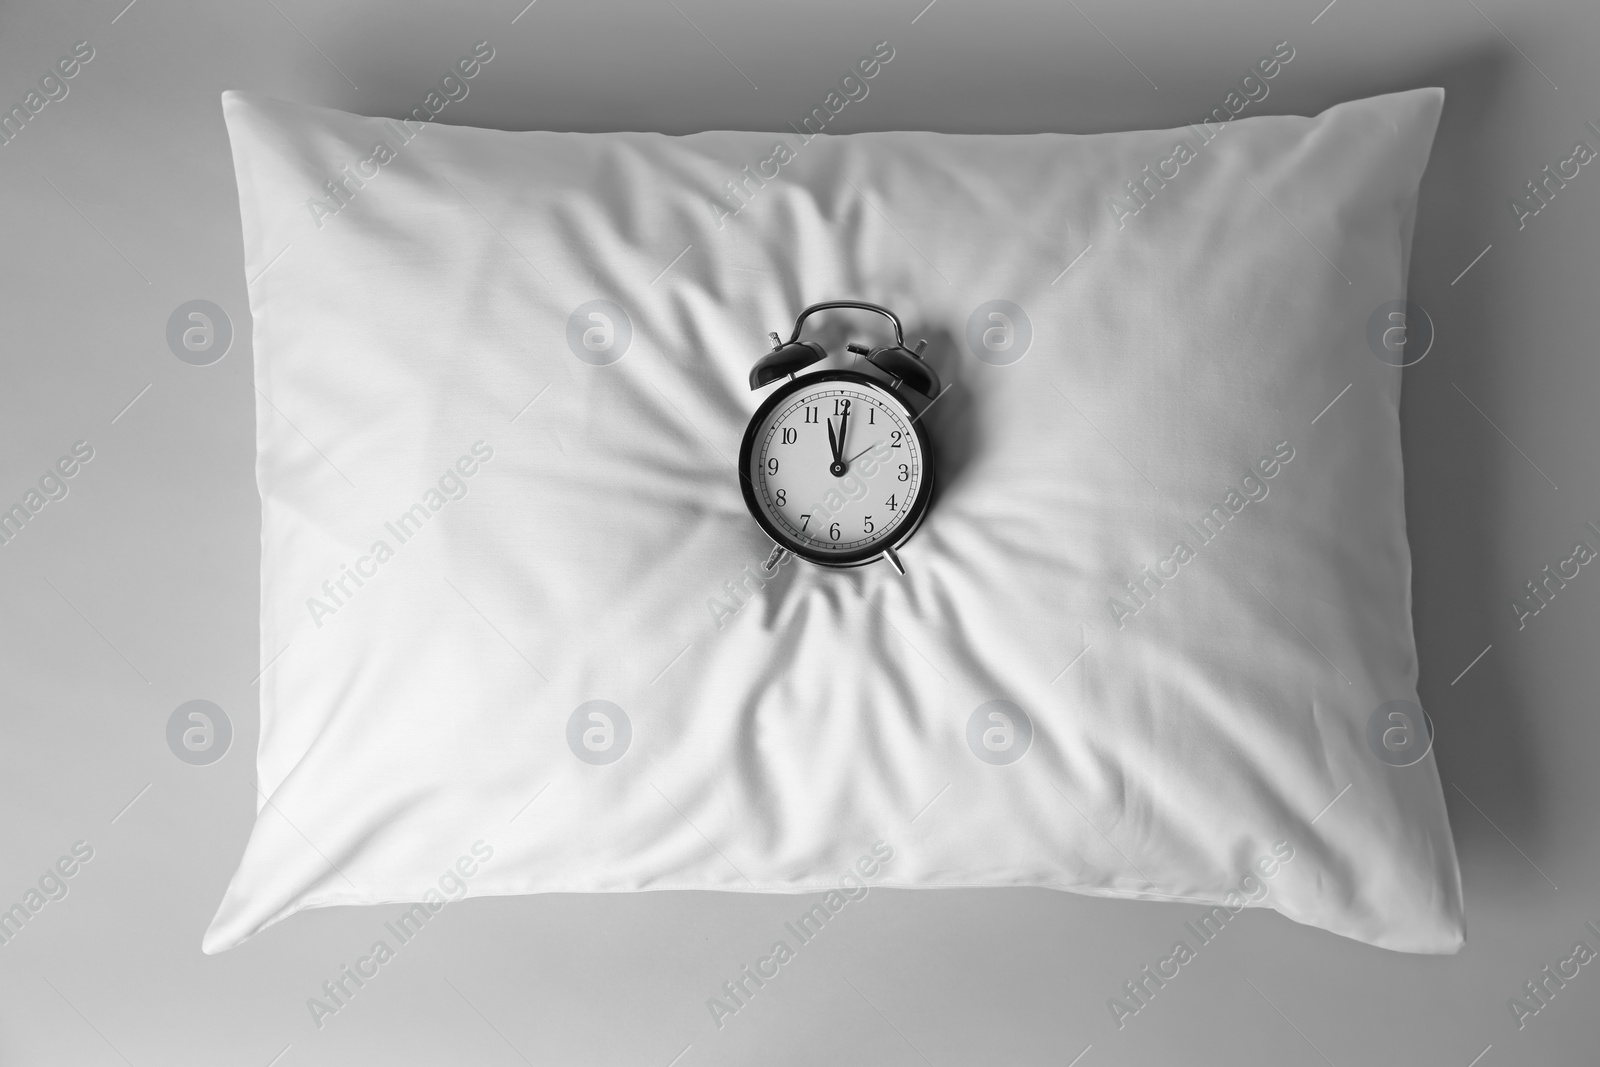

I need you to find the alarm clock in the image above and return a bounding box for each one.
[738,301,941,574]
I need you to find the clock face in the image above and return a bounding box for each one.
[739,371,933,566]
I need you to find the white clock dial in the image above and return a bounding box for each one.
[743,374,927,564]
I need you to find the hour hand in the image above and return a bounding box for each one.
[827,415,846,478]
[827,417,838,462]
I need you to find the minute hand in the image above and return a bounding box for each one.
[827,412,848,477]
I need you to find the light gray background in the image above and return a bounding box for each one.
[1,0,1595,1064]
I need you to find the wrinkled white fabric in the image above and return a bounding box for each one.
[207,87,1461,954]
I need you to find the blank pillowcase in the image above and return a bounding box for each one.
[206,84,1461,955]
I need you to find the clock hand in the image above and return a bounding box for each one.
[828,410,848,478]
[845,441,879,465]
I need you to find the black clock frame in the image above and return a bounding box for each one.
[738,369,936,568]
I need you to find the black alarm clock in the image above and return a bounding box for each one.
[738,301,941,574]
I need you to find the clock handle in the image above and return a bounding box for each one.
[786,301,905,347]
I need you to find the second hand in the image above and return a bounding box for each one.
[845,441,879,465]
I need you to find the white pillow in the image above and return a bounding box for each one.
[208,80,1461,955]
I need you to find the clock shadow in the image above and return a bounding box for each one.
[899,325,979,502]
